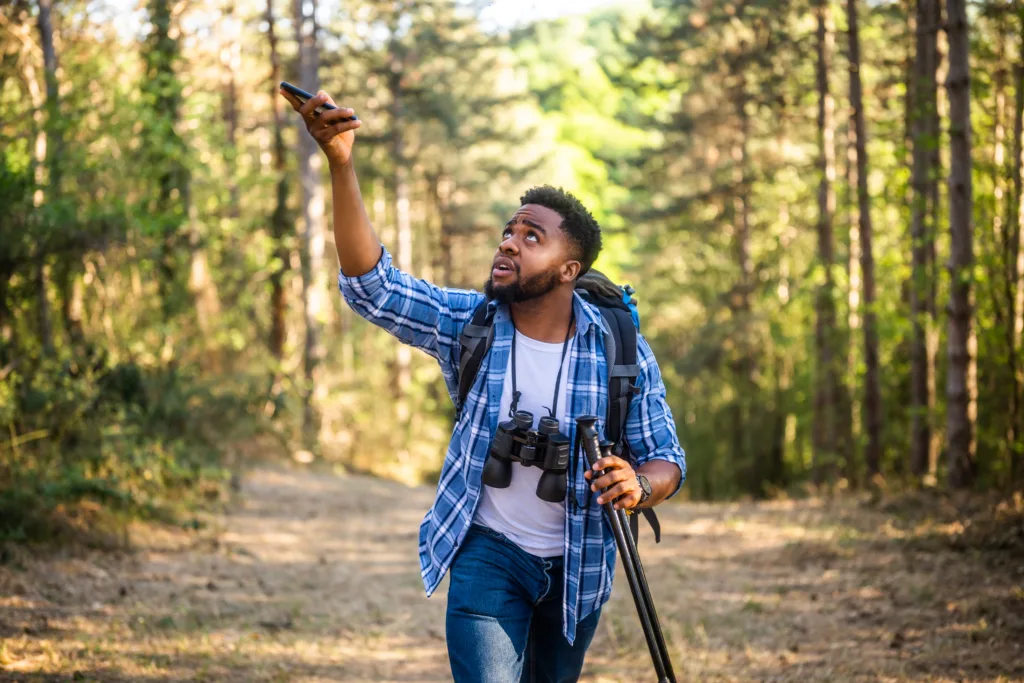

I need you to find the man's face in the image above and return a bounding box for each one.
[484,204,580,304]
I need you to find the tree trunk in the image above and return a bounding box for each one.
[221,0,240,213]
[927,3,944,482]
[944,0,976,488]
[37,0,60,193]
[267,0,288,361]
[389,45,412,431]
[813,0,840,485]
[23,11,53,355]
[432,172,455,286]
[991,19,1012,482]
[187,208,221,364]
[1010,47,1024,482]
[731,79,758,495]
[185,2,223,364]
[847,0,881,481]
[186,4,225,362]
[845,121,861,487]
[34,261,53,355]
[910,0,940,482]
[56,260,83,343]
[768,352,792,490]
[440,176,454,286]
[295,0,326,448]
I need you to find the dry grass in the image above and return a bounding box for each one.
[1,464,1021,682]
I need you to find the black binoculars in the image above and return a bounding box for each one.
[482,410,572,502]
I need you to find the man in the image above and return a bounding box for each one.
[282,88,686,683]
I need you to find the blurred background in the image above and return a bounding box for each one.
[1,0,1021,541]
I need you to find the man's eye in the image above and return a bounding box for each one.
[527,232,539,242]
[502,229,512,239]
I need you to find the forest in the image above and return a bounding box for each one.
[4,1,1024,681]
[2,0,1024,535]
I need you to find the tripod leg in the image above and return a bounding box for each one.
[617,509,677,683]
[576,417,673,682]
[606,497,670,681]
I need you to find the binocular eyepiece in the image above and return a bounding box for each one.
[482,410,572,502]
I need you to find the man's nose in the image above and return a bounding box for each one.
[500,236,519,255]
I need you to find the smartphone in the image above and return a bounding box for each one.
[279,81,358,121]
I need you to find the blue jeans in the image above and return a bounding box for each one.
[445,524,602,683]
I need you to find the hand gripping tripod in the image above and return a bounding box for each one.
[576,416,677,683]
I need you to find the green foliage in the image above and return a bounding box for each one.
[2,0,1023,545]
[0,353,256,542]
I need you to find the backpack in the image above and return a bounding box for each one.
[455,269,661,544]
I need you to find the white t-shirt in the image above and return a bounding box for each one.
[473,329,574,558]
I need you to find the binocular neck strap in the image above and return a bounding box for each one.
[509,310,576,419]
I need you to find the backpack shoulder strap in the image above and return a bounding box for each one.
[598,306,640,447]
[457,300,495,412]
[598,305,661,545]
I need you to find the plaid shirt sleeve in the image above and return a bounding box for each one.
[337,247,485,380]
[624,332,687,499]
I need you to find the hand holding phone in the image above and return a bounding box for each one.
[280,81,358,121]
[280,81,361,169]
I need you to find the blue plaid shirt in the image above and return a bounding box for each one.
[339,247,686,645]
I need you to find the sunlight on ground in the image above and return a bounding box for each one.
[1,465,1021,682]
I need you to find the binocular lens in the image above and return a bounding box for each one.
[482,454,513,488]
[537,471,567,502]
[512,410,534,431]
[538,416,560,435]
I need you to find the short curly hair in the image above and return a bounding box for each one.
[520,185,602,277]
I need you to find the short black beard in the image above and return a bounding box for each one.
[484,268,561,304]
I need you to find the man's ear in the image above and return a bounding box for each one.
[561,260,582,283]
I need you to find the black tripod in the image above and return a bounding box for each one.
[576,416,677,683]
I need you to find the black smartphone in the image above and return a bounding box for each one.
[279,81,358,121]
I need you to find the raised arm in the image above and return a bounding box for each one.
[279,87,380,276]
[280,87,484,395]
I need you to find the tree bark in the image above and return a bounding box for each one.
[267,0,288,361]
[944,0,976,488]
[56,260,83,343]
[927,4,944,483]
[143,0,187,326]
[910,0,941,482]
[813,0,841,485]
[34,261,53,355]
[991,18,1013,482]
[1010,46,1024,482]
[389,43,412,430]
[731,78,758,495]
[221,0,240,213]
[185,2,223,363]
[295,0,326,448]
[432,172,455,286]
[845,121,861,487]
[847,0,882,482]
[36,0,60,193]
[186,208,221,363]
[22,9,53,355]
[186,2,226,362]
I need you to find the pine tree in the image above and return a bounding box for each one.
[945,0,977,488]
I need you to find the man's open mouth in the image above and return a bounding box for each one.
[492,257,516,279]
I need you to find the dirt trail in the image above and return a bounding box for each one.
[1,464,1022,682]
